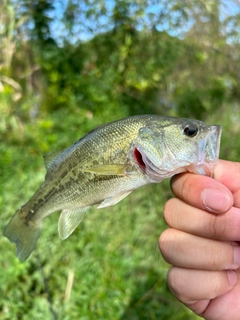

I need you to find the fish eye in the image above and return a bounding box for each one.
[183,124,198,137]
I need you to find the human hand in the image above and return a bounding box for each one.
[159,160,240,319]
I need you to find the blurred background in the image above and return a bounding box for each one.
[0,1,240,319]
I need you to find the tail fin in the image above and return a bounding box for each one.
[3,210,42,261]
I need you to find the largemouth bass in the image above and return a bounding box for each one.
[4,115,222,261]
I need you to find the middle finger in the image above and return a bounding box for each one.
[159,229,240,270]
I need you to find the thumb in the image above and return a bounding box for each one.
[214,160,240,207]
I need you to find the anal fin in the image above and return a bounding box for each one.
[58,207,90,240]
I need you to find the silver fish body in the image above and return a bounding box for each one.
[4,115,222,260]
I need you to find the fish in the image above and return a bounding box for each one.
[3,115,222,261]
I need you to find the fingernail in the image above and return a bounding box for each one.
[234,246,240,265]
[227,270,237,286]
[201,188,230,213]
[225,245,240,270]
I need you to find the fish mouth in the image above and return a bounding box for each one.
[190,125,222,176]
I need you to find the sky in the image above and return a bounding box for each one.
[49,0,240,45]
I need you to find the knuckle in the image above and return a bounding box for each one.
[159,229,176,263]
[209,243,223,268]
[158,229,170,253]
[208,272,226,296]
[207,241,231,270]
[210,215,226,239]
[163,200,175,226]
[172,174,193,199]
[163,198,186,229]
[172,173,202,206]
[167,267,186,298]
[181,175,199,201]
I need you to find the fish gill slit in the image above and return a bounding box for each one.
[134,148,146,170]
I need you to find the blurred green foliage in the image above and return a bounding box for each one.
[1,1,240,319]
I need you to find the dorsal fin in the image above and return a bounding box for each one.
[43,150,65,177]
[44,150,64,170]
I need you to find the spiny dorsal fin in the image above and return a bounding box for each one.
[44,150,64,169]
[43,149,65,177]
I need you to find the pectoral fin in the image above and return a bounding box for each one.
[84,164,127,176]
[98,191,132,208]
[58,207,90,240]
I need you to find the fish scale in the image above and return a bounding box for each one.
[3,115,222,261]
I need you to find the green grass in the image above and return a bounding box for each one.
[2,105,240,319]
[0,173,197,319]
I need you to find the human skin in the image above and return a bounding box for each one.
[159,160,240,319]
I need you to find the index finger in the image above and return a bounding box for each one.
[171,160,235,213]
